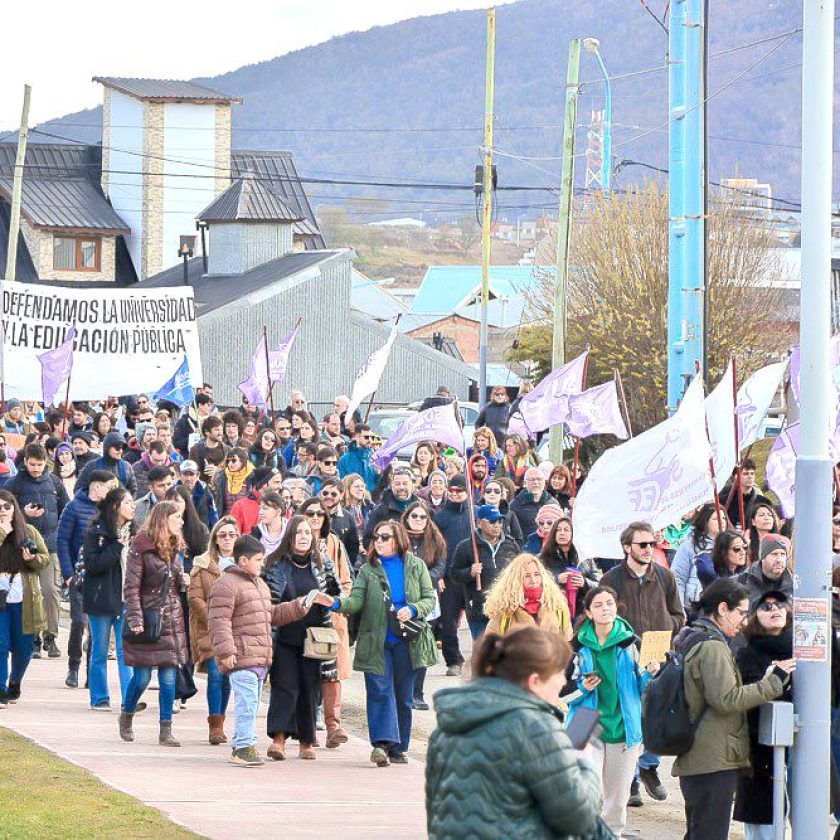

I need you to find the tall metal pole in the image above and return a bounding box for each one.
[478,7,496,411]
[683,0,706,392]
[4,85,31,282]
[548,38,581,466]
[790,0,835,834]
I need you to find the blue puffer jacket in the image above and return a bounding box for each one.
[338,442,378,493]
[6,467,69,551]
[56,490,98,580]
[671,529,712,609]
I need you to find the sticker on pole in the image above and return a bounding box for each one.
[793,598,830,662]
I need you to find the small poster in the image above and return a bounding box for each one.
[639,631,673,665]
[793,598,830,662]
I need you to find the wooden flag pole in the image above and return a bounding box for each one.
[731,354,748,532]
[615,369,634,438]
[364,392,377,423]
[262,325,276,424]
[568,352,592,498]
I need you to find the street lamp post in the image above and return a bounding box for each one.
[583,38,612,192]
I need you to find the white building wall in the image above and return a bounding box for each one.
[208,222,292,274]
[107,91,144,276]
[162,103,217,272]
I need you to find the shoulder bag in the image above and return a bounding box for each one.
[376,568,426,643]
[303,625,341,660]
[122,563,170,644]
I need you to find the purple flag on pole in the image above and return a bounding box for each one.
[38,326,76,406]
[372,404,464,471]
[765,423,799,517]
[267,326,299,385]
[564,381,629,439]
[238,336,269,407]
[507,351,588,438]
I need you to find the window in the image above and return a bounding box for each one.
[53,236,100,271]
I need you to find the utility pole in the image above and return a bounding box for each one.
[478,6,496,411]
[4,85,31,282]
[790,0,835,834]
[683,0,705,393]
[548,38,581,465]
[667,2,686,410]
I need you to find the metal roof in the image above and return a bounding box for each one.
[140,249,345,315]
[351,270,408,322]
[231,152,325,249]
[93,77,242,104]
[0,201,38,281]
[0,143,101,185]
[197,172,302,223]
[0,177,130,232]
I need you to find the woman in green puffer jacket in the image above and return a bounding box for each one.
[426,626,605,840]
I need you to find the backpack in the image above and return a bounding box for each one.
[640,632,708,756]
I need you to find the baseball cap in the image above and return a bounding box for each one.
[476,504,504,522]
[179,460,199,474]
[749,589,789,614]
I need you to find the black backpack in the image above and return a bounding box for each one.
[641,632,709,756]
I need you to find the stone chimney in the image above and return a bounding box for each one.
[196,172,304,275]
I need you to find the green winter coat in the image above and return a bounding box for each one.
[673,620,785,777]
[335,552,438,675]
[0,523,50,635]
[426,678,602,840]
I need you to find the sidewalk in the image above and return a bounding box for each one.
[0,630,427,839]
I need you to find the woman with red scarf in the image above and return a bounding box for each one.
[483,553,571,640]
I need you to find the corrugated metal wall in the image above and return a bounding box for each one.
[197,252,475,410]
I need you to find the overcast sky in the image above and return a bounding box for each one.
[1,1,508,127]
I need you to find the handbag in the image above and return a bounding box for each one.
[122,565,170,644]
[175,662,198,701]
[377,569,426,643]
[303,625,341,661]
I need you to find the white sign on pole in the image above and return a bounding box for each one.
[0,281,203,399]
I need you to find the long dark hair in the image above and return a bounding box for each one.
[692,503,728,550]
[401,501,446,568]
[265,514,321,570]
[694,578,749,618]
[96,487,136,540]
[711,530,747,578]
[165,485,209,557]
[0,490,29,575]
[540,515,579,567]
[747,502,779,561]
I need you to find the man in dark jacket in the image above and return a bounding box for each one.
[509,467,553,538]
[56,470,116,687]
[173,393,214,456]
[319,477,361,572]
[177,460,218,530]
[601,520,686,806]
[434,474,475,676]
[719,458,774,530]
[363,468,418,548]
[475,387,511,446]
[70,431,98,470]
[132,440,172,499]
[450,505,519,638]
[6,443,70,658]
[76,432,138,497]
[738,535,794,602]
[67,403,94,437]
[419,385,453,413]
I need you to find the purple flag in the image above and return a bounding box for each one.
[564,381,629,439]
[765,424,799,517]
[238,336,269,407]
[38,326,76,406]
[267,326,299,385]
[790,335,840,407]
[507,351,588,438]
[372,404,464,471]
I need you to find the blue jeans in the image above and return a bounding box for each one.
[468,617,489,640]
[88,611,133,708]
[229,669,263,749]
[743,825,774,840]
[205,657,231,716]
[636,748,660,776]
[0,602,33,691]
[364,641,417,753]
[124,666,177,722]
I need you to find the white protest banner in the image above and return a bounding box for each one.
[704,361,737,483]
[346,321,400,419]
[573,376,714,559]
[736,360,788,450]
[0,281,203,400]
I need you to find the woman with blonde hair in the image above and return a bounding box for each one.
[342,473,374,538]
[484,553,571,640]
[467,426,499,474]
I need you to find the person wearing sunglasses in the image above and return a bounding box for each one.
[188,516,240,745]
[402,501,446,710]
[330,521,437,767]
[601,521,685,806]
[523,502,564,555]
[213,448,254,517]
[338,423,378,494]
[696,531,749,591]
[307,445,340,496]
[248,428,286,473]
[320,478,360,572]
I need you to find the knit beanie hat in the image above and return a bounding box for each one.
[759,534,791,561]
[537,503,564,522]
[135,421,155,444]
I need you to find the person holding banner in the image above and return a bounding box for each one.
[720,459,773,532]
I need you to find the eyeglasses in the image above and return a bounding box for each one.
[449,487,467,494]
[374,533,394,542]
[321,490,340,498]
[409,512,428,521]
[833,518,840,525]
[730,545,746,553]
[633,541,656,549]
[758,601,787,613]
[217,531,238,540]
[536,520,555,528]
[0,503,13,511]
[277,426,291,433]
[321,460,338,466]
[305,510,325,518]
[359,434,372,441]
[484,487,501,494]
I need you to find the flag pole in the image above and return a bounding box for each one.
[364,392,377,423]
[262,325,277,424]
[456,397,482,592]
[61,370,73,440]
[731,354,747,531]
[569,352,592,497]
[614,369,634,438]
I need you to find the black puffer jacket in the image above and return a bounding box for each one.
[6,467,69,551]
[475,401,511,446]
[82,520,126,617]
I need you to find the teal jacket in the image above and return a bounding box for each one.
[335,552,438,675]
[426,678,602,839]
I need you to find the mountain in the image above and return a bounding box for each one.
[38,0,830,218]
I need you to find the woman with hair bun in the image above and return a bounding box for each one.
[426,626,602,838]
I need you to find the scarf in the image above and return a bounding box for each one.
[225,461,253,496]
[118,523,131,596]
[523,585,542,616]
[502,453,530,486]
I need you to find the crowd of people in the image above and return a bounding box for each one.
[0,387,832,838]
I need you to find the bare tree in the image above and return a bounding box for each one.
[512,183,789,432]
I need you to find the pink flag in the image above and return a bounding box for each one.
[38,326,76,406]
[564,380,629,439]
[508,351,588,437]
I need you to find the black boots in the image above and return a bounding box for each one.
[65,665,79,688]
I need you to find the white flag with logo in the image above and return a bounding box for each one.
[573,376,714,559]
[736,361,788,450]
[345,322,399,419]
[704,361,737,483]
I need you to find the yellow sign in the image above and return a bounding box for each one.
[639,630,672,665]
